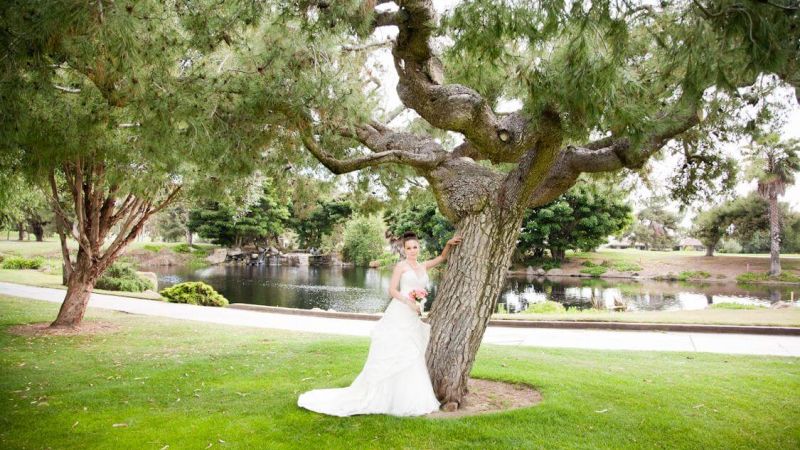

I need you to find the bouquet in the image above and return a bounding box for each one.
[408,288,428,315]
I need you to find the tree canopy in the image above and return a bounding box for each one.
[518,181,632,260]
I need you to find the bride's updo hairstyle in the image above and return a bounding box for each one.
[401,231,418,246]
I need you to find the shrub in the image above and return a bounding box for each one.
[710,302,765,310]
[160,281,229,307]
[96,262,153,292]
[523,301,566,314]
[375,251,400,267]
[579,265,607,277]
[1,256,44,270]
[173,243,193,253]
[718,238,743,254]
[736,272,800,283]
[342,215,386,266]
[676,271,711,281]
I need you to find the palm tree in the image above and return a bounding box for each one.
[747,134,800,276]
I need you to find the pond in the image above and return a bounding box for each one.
[147,263,799,314]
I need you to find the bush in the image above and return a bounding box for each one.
[579,265,607,277]
[173,243,193,253]
[143,244,165,252]
[523,257,562,271]
[523,301,566,314]
[342,215,386,266]
[96,262,153,292]
[736,272,800,283]
[160,281,229,307]
[1,256,44,270]
[718,238,743,254]
[375,251,400,267]
[710,302,765,310]
[676,271,711,281]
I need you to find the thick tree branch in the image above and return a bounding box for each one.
[373,10,399,28]
[392,0,537,163]
[98,184,182,273]
[570,103,702,173]
[522,101,703,208]
[300,128,435,175]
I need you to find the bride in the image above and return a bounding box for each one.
[297,231,461,417]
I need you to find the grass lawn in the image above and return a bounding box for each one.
[1,296,799,449]
[570,249,800,273]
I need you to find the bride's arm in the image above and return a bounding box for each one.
[423,235,462,270]
[388,263,406,301]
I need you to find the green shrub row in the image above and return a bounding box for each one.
[1,256,44,270]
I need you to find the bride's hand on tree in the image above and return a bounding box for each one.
[446,235,462,247]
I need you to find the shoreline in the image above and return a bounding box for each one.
[506,270,800,286]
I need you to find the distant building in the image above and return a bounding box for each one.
[604,237,646,250]
[675,237,705,252]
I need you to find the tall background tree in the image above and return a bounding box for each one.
[188,180,290,248]
[518,181,632,260]
[289,200,353,249]
[746,134,800,275]
[627,198,683,251]
[0,1,274,328]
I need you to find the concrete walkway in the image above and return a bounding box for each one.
[2,282,799,357]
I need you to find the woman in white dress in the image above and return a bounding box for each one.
[297,231,462,417]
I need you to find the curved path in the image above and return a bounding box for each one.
[2,282,799,357]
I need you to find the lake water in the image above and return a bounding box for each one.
[147,264,798,314]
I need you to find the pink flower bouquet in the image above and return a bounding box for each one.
[408,288,428,314]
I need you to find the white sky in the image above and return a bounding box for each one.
[357,1,800,224]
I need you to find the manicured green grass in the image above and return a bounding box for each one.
[610,261,643,272]
[1,296,799,449]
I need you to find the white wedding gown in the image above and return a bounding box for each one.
[297,265,441,417]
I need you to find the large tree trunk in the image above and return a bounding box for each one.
[426,208,524,409]
[768,193,781,276]
[705,245,714,257]
[550,247,566,261]
[17,222,24,240]
[50,249,99,328]
[186,228,193,245]
[27,218,46,242]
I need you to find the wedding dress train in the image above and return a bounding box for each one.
[297,265,441,417]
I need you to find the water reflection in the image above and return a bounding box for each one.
[148,264,797,314]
